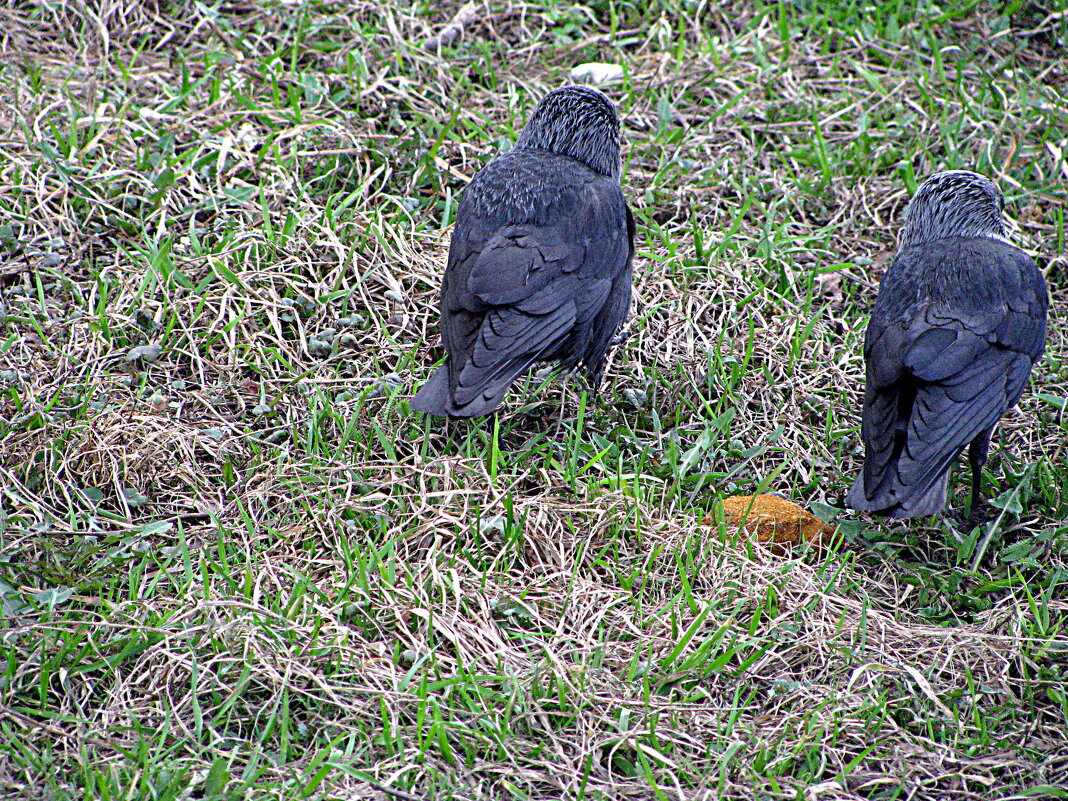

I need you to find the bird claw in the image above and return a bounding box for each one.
[951,502,991,531]
[609,327,630,347]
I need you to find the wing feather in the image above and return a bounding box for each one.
[417,149,633,417]
[849,237,1047,517]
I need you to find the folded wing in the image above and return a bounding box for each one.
[411,154,633,418]
[848,239,1046,517]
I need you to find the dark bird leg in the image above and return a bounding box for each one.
[964,430,992,526]
[577,368,602,406]
[609,327,630,347]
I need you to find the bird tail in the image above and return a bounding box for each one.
[409,365,453,417]
[410,359,528,418]
[446,355,538,418]
[846,471,950,519]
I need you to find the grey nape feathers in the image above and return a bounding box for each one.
[410,85,634,418]
[847,170,1049,520]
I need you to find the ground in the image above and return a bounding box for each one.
[1,1,1067,799]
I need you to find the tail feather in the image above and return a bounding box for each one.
[846,470,950,519]
[409,356,539,419]
[446,358,535,418]
[409,366,452,416]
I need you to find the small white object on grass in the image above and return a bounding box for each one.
[125,343,162,364]
[569,63,624,85]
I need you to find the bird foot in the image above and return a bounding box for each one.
[609,327,630,347]
[951,502,991,531]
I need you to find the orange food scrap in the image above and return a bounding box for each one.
[718,494,838,552]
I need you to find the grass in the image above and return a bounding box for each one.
[1,0,1067,798]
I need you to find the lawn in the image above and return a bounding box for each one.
[1,0,1066,799]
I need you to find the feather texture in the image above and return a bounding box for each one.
[848,184,1048,519]
[411,87,634,418]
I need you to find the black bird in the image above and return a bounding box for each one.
[847,170,1048,520]
[410,85,635,418]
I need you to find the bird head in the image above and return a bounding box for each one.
[514,85,622,180]
[900,170,1009,247]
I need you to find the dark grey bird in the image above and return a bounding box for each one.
[847,170,1048,520]
[410,85,634,418]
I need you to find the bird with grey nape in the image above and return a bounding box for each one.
[846,170,1048,521]
[410,85,634,418]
